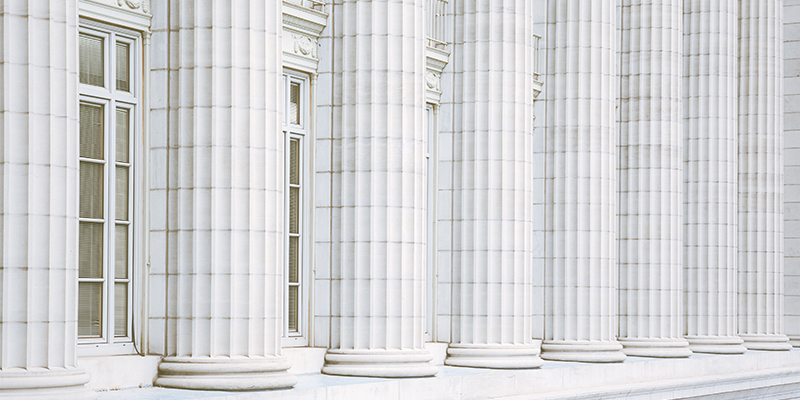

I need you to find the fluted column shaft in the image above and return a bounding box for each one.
[682,0,746,354]
[737,0,790,351]
[155,1,296,390]
[0,2,95,399]
[443,0,542,370]
[321,0,437,378]
[617,0,691,358]
[541,0,626,363]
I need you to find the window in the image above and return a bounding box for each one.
[78,22,140,352]
[425,104,437,341]
[283,72,310,345]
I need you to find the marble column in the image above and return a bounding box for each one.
[320,0,437,378]
[154,1,296,390]
[682,0,746,354]
[541,0,626,363]
[737,0,791,351]
[617,0,691,358]
[0,1,95,399]
[443,0,543,369]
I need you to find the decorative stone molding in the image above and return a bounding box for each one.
[117,0,149,12]
[426,45,450,104]
[79,0,151,31]
[283,1,328,74]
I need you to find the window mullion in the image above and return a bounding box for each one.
[106,93,117,345]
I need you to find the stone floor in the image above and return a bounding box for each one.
[96,350,800,400]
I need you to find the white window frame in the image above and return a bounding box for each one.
[283,71,311,346]
[425,104,438,342]
[77,20,142,356]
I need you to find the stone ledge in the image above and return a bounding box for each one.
[96,350,800,400]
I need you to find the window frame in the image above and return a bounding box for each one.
[77,21,142,356]
[425,104,438,342]
[282,70,312,347]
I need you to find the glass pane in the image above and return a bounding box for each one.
[80,103,104,160]
[290,82,301,125]
[115,225,128,279]
[79,222,104,279]
[80,34,104,86]
[78,282,103,337]
[288,286,298,333]
[116,166,129,221]
[116,42,130,92]
[116,109,129,163]
[80,162,104,219]
[114,283,128,337]
[290,138,300,185]
[289,236,299,284]
[289,187,299,234]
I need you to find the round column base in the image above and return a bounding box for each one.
[740,334,792,351]
[685,336,747,354]
[618,338,692,358]
[541,341,626,363]
[444,344,543,369]
[155,356,297,391]
[0,367,95,400]
[322,349,438,378]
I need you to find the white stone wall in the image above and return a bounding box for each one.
[785,0,800,346]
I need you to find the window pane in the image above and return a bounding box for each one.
[79,222,104,279]
[289,187,299,234]
[289,82,301,125]
[290,138,300,185]
[80,103,104,160]
[116,42,130,92]
[114,283,128,337]
[116,167,129,221]
[115,225,128,279]
[78,282,103,337]
[289,236,299,284]
[80,34,104,86]
[116,109,129,163]
[288,286,298,333]
[80,162,104,219]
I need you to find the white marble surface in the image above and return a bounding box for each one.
[617,0,690,358]
[443,0,542,370]
[97,351,800,400]
[682,0,746,355]
[154,0,295,391]
[737,0,792,351]
[318,0,436,379]
[541,0,626,363]
[0,1,95,398]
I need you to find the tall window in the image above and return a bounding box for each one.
[78,22,139,351]
[425,104,437,341]
[283,72,309,345]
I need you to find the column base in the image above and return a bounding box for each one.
[685,336,747,354]
[322,349,438,378]
[740,334,792,351]
[0,367,95,400]
[618,338,692,358]
[444,344,543,369]
[789,335,800,348]
[155,356,297,391]
[540,340,626,363]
